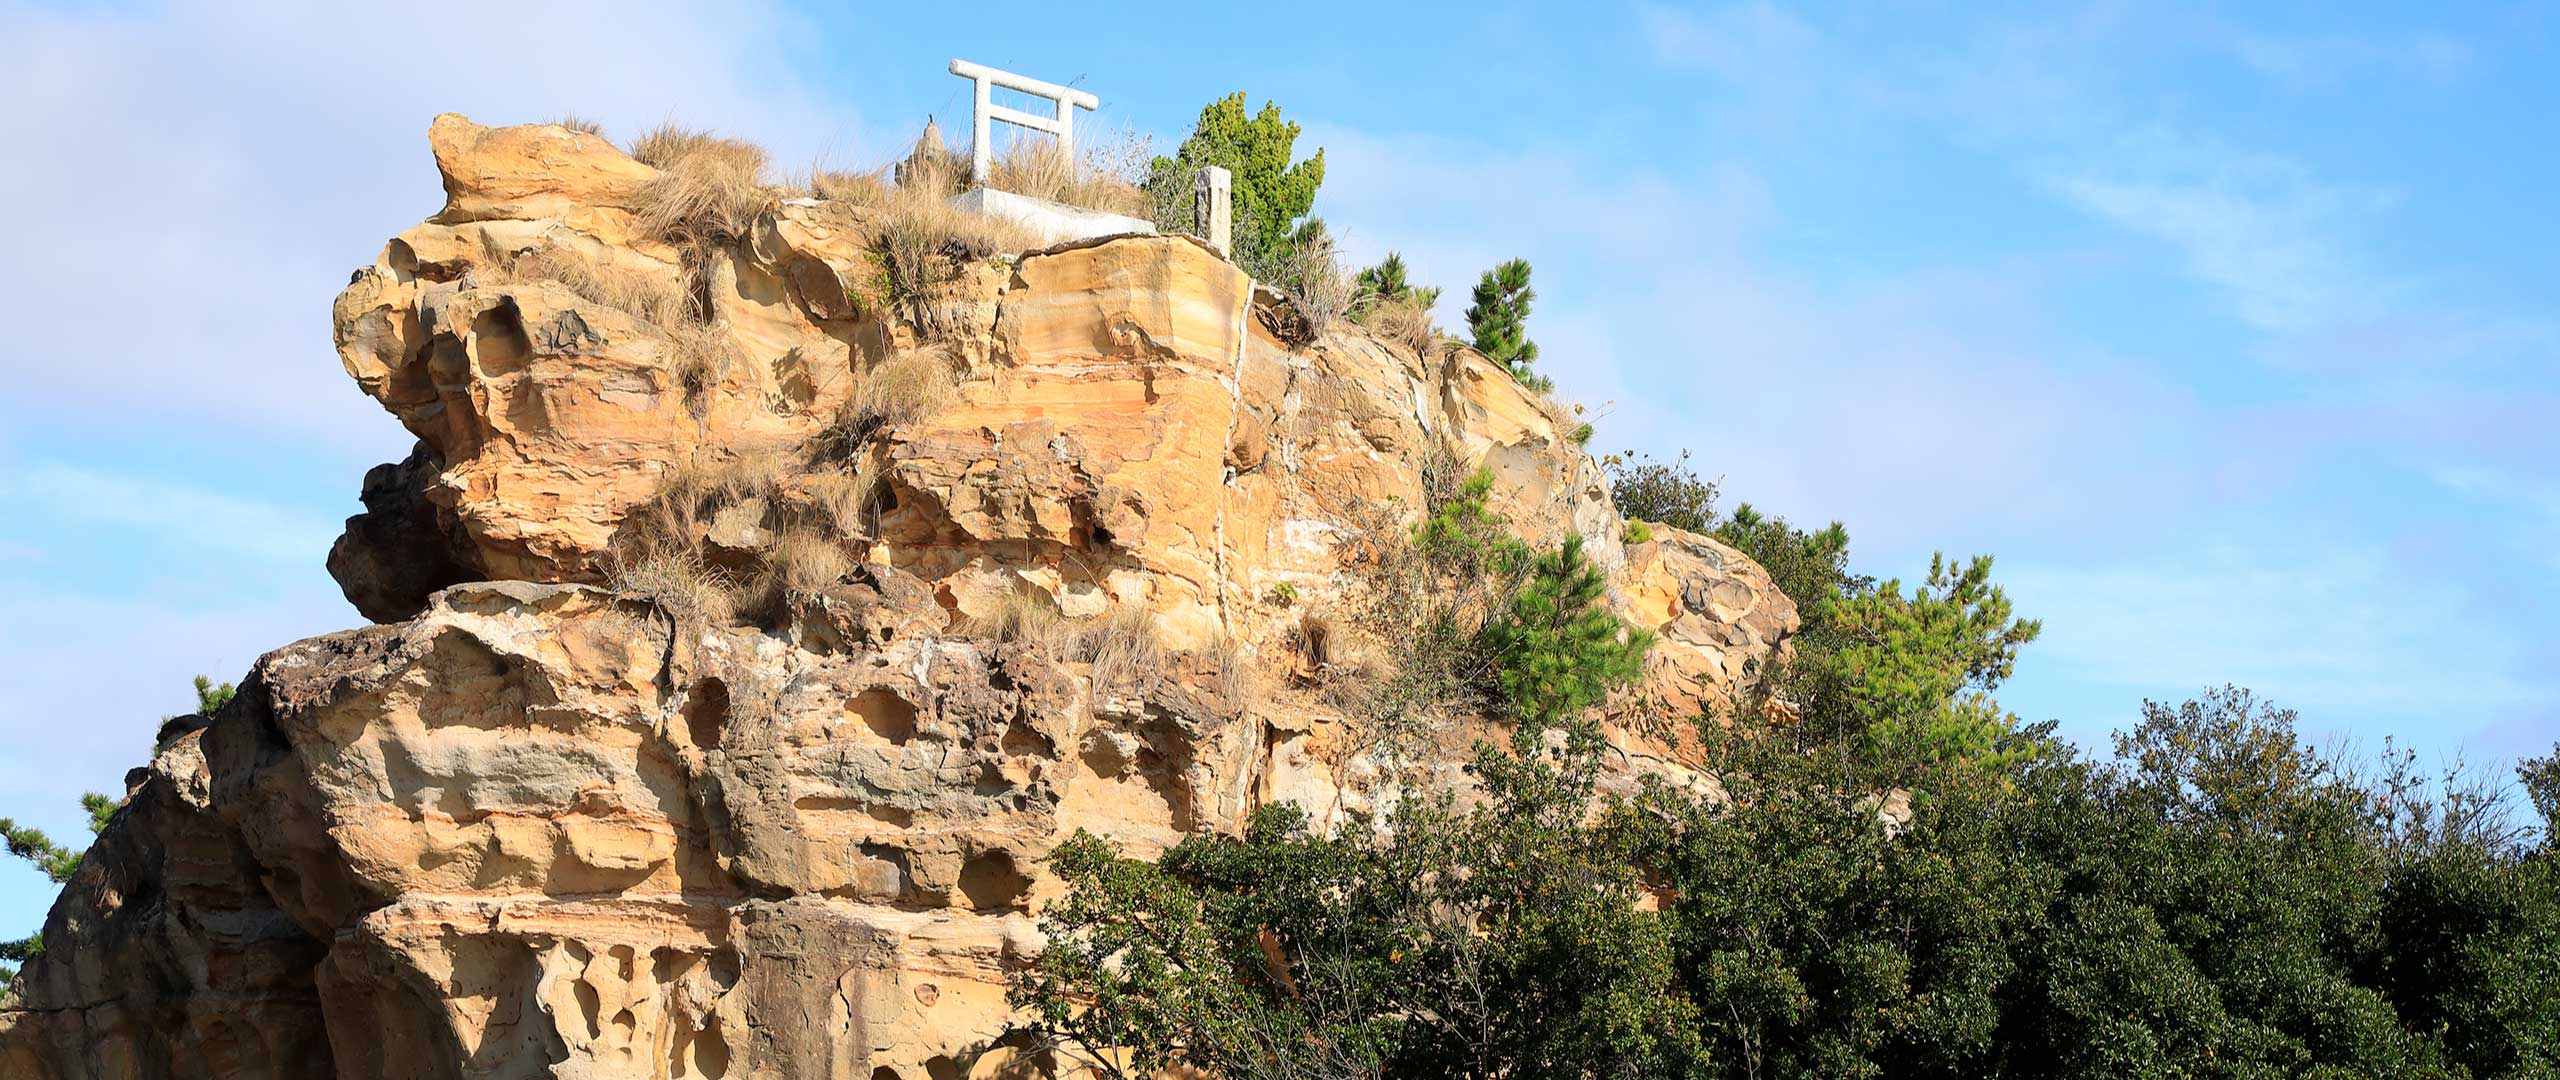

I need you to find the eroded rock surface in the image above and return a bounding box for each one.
[2,115,1798,1079]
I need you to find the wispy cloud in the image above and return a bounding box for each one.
[2002,536,2536,726]
[0,461,340,565]
[2190,21,2473,90]
[2044,137,2400,334]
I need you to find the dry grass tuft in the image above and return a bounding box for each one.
[620,456,783,561]
[1363,294,1442,357]
[610,550,736,629]
[800,467,877,540]
[608,454,874,626]
[811,347,962,469]
[985,134,1149,218]
[496,242,738,415]
[874,172,1039,331]
[988,137,1075,203]
[1205,635,1258,719]
[1075,603,1163,693]
[510,244,692,326]
[854,349,960,429]
[808,164,893,208]
[726,525,854,619]
[1286,235,1358,341]
[663,322,743,416]
[550,114,606,137]
[629,125,773,245]
[974,588,1066,650]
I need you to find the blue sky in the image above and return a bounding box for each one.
[2,0,2554,932]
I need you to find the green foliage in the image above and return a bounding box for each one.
[1144,92,1326,283]
[1623,519,1653,545]
[1465,258,1539,381]
[1025,685,2560,1078]
[1020,741,1704,1080]
[1024,429,2559,1077]
[1353,251,1441,310]
[0,933,39,990]
[80,793,114,836]
[1349,468,1530,749]
[1713,502,1863,621]
[1,818,82,885]
[0,796,104,990]
[1478,535,1652,748]
[0,680,198,987]
[2523,743,2560,840]
[1264,581,1298,606]
[1349,467,1651,753]
[193,674,236,715]
[1813,554,2042,773]
[1609,450,1719,534]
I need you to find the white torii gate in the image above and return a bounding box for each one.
[947,58,1099,186]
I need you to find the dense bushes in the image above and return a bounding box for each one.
[1023,467,2560,1076]
[1026,682,2560,1078]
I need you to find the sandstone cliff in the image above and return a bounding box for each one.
[0,115,1796,1080]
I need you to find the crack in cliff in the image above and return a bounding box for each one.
[1212,281,1253,640]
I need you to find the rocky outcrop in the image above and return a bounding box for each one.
[2,114,1797,1078]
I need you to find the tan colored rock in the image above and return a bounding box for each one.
[1619,524,1802,719]
[427,113,656,224]
[6,115,1803,1079]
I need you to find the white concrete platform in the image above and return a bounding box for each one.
[949,187,1155,246]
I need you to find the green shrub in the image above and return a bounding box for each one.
[1478,534,1651,749]
[1608,450,1717,534]
[1346,468,1651,754]
[1019,741,1702,1080]
[1622,520,1653,545]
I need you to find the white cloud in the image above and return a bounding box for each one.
[1305,121,2199,554]
[0,0,867,441]
[2044,138,2401,333]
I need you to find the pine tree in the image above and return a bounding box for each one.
[1,800,105,990]
[1466,259,1541,386]
[193,674,236,715]
[1143,93,1326,283]
[1478,534,1652,746]
[1355,251,1414,302]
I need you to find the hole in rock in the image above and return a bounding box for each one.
[684,678,730,752]
[958,850,1031,911]
[849,688,917,744]
[689,1023,731,1079]
[468,298,532,376]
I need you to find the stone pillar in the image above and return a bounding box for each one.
[1195,166,1232,258]
[970,77,994,186]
